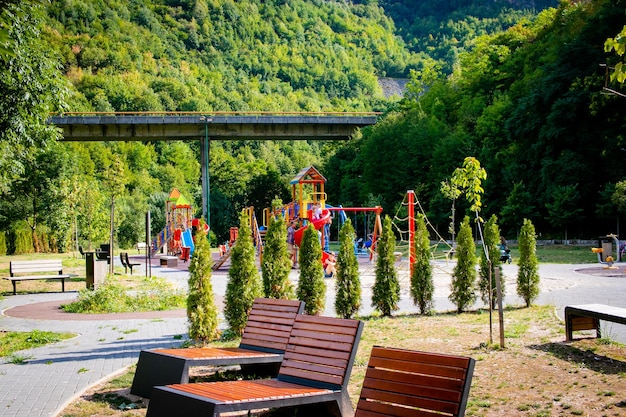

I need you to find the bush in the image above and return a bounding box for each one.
[410,214,434,315]
[371,215,400,316]
[450,216,477,313]
[297,223,326,315]
[261,215,295,299]
[478,214,505,309]
[334,218,361,319]
[517,218,540,307]
[225,211,263,335]
[187,222,219,343]
[0,231,6,255]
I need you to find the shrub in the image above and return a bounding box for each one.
[372,215,400,317]
[450,216,477,313]
[0,231,6,255]
[261,214,295,299]
[225,211,263,335]
[187,221,219,343]
[517,218,540,307]
[334,218,361,319]
[410,214,434,315]
[297,223,326,315]
[478,214,505,309]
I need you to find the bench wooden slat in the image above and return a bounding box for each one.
[355,346,475,417]
[131,298,305,399]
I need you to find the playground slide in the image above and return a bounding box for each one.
[181,228,195,255]
[293,209,331,247]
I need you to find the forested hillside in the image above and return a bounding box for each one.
[1,0,624,255]
[327,0,626,240]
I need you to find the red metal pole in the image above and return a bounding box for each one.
[408,190,415,275]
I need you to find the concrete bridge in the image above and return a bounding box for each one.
[48,112,379,223]
[49,112,379,141]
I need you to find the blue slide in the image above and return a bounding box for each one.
[181,228,195,256]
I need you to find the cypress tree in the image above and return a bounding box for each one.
[262,214,295,299]
[371,215,400,317]
[410,214,434,315]
[297,223,326,315]
[187,221,219,343]
[517,218,540,307]
[0,231,6,255]
[334,218,361,319]
[478,214,505,309]
[450,216,477,313]
[225,211,263,335]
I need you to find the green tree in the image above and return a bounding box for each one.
[225,211,263,335]
[478,214,504,309]
[334,218,361,319]
[450,216,477,313]
[261,214,294,299]
[187,221,219,343]
[545,184,583,242]
[517,218,540,307]
[604,25,626,84]
[371,215,400,317]
[0,0,66,193]
[297,223,326,315]
[410,214,434,315]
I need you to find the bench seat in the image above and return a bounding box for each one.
[565,304,626,341]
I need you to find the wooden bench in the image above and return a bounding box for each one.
[131,298,305,398]
[136,242,148,252]
[356,346,475,417]
[565,304,626,341]
[145,314,364,417]
[4,260,77,295]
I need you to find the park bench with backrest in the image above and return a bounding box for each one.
[124,252,140,275]
[145,314,364,417]
[131,297,305,398]
[4,260,77,295]
[355,346,475,417]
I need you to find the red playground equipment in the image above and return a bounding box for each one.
[151,189,195,260]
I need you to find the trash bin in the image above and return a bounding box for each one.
[86,251,107,289]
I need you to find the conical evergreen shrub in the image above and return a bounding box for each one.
[262,214,295,299]
[371,215,400,316]
[517,218,540,307]
[225,211,263,335]
[297,223,326,315]
[187,221,219,343]
[410,214,434,315]
[450,216,477,313]
[334,218,361,319]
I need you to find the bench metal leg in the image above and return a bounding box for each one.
[12,281,17,295]
[130,351,189,398]
[61,278,65,292]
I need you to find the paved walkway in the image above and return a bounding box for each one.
[1,257,625,417]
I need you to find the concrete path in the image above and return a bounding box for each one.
[1,258,625,417]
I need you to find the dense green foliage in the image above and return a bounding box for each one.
[478,215,504,309]
[225,212,262,335]
[334,219,361,319]
[517,218,540,307]
[261,214,295,299]
[187,225,219,342]
[297,223,326,315]
[450,216,476,313]
[327,0,626,240]
[1,0,624,254]
[372,216,400,316]
[410,214,433,315]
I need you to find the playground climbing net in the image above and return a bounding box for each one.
[392,192,456,275]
